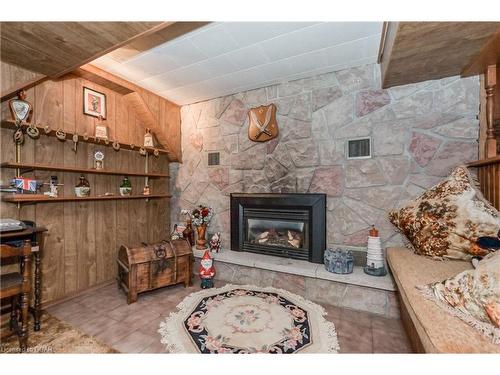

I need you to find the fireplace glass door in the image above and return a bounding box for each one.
[243,208,310,260]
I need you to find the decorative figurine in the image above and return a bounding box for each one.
[324,248,354,274]
[119,176,132,196]
[142,185,150,196]
[209,232,221,253]
[144,128,154,147]
[94,150,105,170]
[182,218,195,247]
[43,176,63,198]
[199,250,215,289]
[75,175,91,197]
[364,225,387,276]
[170,224,181,240]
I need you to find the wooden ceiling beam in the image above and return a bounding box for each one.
[1,61,46,101]
[0,22,171,78]
[462,31,500,77]
[379,22,500,88]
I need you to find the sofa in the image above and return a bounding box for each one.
[387,247,500,353]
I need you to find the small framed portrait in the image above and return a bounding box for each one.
[83,87,106,119]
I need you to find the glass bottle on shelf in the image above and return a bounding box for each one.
[119,176,132,196]
[182,218,195,247]
[74,175,90,197]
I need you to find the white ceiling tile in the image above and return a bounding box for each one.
[201,54,239,77]
[260,22,382,61]
[154,39,207,67]
[226,44,270,70]
[286,49,330,75]
[93,22,383,105]
[188,25,240,58]
[222,22,317,47]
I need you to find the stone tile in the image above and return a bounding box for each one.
[337,322,373,353]
[323,304,343,322]
[76,315,121,336]
[356,89,391,117]
[340,285,388,316]
[409,132,442,167]
[286,140,319,168]
[371,314,405,334]
[378,156,411,185]
[141,339,169,353]
[312,86,342,111]
[433,117,479,139]
[338,307,374,328]
[425,140,478,177]
[323,95,354,130]
[372,327,412,353]
[272,273,306,297]
[220,99,246,125]
[305,278,347,307]
[308,166,345,197]
[345,159,386,188]
[373,122,406,156]
[335,65,374,93]
[94,321,138,346]
[112,330,158,353]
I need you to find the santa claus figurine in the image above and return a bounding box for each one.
[199,250,216,289]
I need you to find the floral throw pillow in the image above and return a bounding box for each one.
[419,251,500,344]
[389,166,500,260]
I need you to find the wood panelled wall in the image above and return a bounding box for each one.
[0,75,171,305]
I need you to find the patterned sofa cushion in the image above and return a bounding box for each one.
[389,166,500,260]
[419,251,500,344]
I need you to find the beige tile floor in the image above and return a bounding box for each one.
[46,279,413,353]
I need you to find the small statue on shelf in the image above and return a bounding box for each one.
[209,232,221,253]
[199,250,215,289]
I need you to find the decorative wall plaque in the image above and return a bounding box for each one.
[248,104,278,142]
[95,115,108,140]
[9,90,32,125]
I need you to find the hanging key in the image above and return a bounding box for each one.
[72,134,79,152]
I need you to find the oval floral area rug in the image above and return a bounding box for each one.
[158,284,340,353]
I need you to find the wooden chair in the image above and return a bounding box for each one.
[0,240,32,352]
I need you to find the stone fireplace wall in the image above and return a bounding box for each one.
[170,63,480,250]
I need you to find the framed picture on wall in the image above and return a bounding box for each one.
[83,87,106,119]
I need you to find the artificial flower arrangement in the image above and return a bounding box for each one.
[181,205,214,227]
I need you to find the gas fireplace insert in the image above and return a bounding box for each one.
[230,193,326,264]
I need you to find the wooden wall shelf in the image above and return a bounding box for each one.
[1,162,169,178]
[1,193,171,204]
[1,120,172,159]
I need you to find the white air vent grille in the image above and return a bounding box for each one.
[347,138,371,159]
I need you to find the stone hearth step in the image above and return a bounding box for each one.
[193,248,396,292]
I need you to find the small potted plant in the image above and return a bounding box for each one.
[182,205,214,250]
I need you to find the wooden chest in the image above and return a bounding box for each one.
[117,239,193,304]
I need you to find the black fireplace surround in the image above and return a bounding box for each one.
[230,193,326,264]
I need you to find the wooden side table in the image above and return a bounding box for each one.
[0,226,47,331]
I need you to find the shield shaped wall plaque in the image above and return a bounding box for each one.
[248,104,279,142]
[9,90,32,124]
